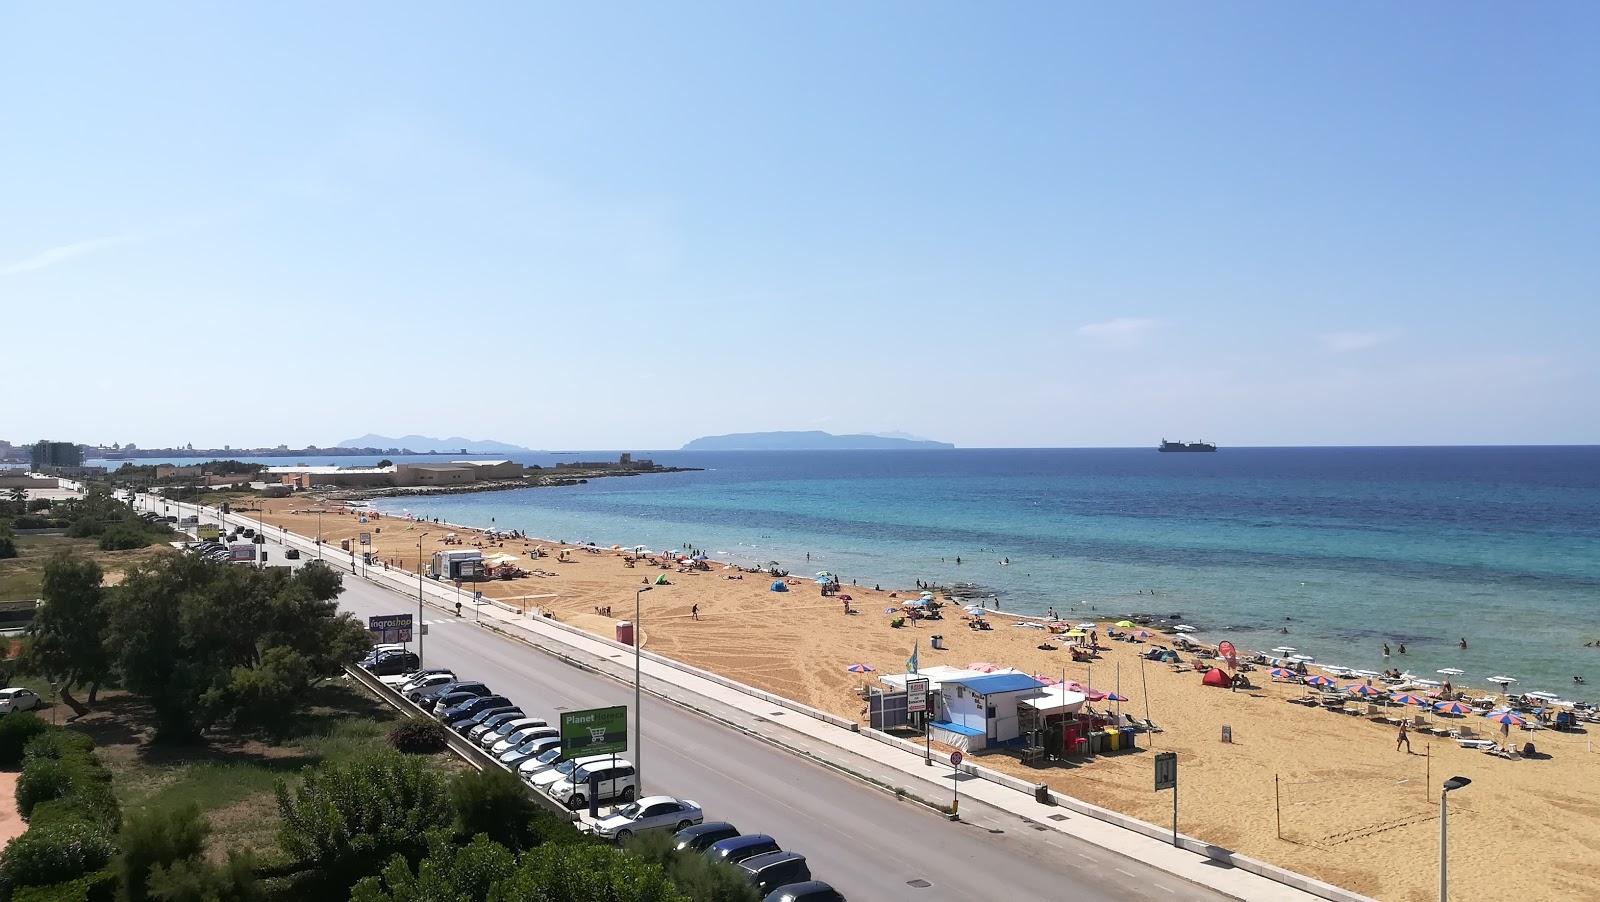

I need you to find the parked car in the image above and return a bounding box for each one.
[738,851,812,897]
[384,669,454,690]
[439,694,513,724]
[411,680,487,708]
[368,651,420,676]
[764,881,844,902]
[447,704,519,733]
[488,723,555,756]
[285,548,300,560]
[430,688,492,715]
[674,822,740,853]
[548,758,637,809]
[528,753,615,792]
[498,735,561,769]
[591,796,703,841]
[361,644,409,666]
[517,744,567,781]
[0,688,42,714]
[705,835,782,867]
[466,710,528,742]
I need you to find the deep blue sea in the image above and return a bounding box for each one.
[99,447,1600,701]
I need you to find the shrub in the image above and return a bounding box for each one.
[13,515,53,530]
[96,524,149,552]
[274,750,451,872]
[0,529,14,560]
[0,714,50,766]
[11,869,116,902]
[145,851,262,902]
[623,832,760,902]
[385,719,447,755]
[448,767,567,853]
[16,759,76,820]
[0,821,115,896]
[116,804,208,902]
[26,500,51,514]
[23,731,94,763]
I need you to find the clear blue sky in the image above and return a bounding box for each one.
[4,3,1596,449]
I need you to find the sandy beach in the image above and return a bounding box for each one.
[248,498,1600,902]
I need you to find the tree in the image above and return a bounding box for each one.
[449,767,578,853]
[274,751,452,878]
[117,803,209,902]
[0,523,15,560]
[488,842,687,902]
[349,832,516,902]
[25,555,109,712]
[623,832,760,902]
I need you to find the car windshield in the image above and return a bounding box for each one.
[616,803,642,818]
[570,765,598,782]
[534,748,561,765]
[554,759,580,775]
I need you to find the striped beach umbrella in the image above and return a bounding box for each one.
[1303,675,1337,688]
[845,663,875,674]
[1268,668,1298,681]
[1031,674,1061,686]
[1345,684,1385,698]
[1390,692,1431,707]
[1484,710,1528,727]
[966,662,999,673]
[1133,630,1153,640]
[1433,700,1473,715]
[1103,692,1128,702]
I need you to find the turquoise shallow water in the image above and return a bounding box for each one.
[292,447,1591,702]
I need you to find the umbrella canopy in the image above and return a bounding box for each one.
[1268,668,1298,681]
[1133,630,1153,639]
[966,662,999,673]
[845,663,875,673]
[1115,620,1136,628]
[1487,676,1517,685]
[1272,646,1297,653]
[1433,701,1473,715]
[1076,622,1097,629]
[1345,684,1385,698]
[1303,675,1337,688]
[1389,692,1431,707]
[1062,630,1087,637]
[1085,688,1108,701]
[1031,674,1061,686]
[1484,710,1528,727]
[1103,692,1128,702]
[816,571,832,577]
[903,598,929,607]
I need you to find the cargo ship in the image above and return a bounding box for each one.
[1158,439,1217,452]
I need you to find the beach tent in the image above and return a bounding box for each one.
[653,574,669,585]
[770,580,788,592]
[1201,668,1232,688]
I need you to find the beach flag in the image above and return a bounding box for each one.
[907,641,919,674]
[1218,640,1237,669]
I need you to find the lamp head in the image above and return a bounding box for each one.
[1443,776,1471,792]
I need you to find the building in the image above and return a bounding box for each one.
[933,673,1046,751]
[156,465,203,479]
[263,465,396,488]
[394,464,475,486]
[30,441,82,470]
[449,460,524,480]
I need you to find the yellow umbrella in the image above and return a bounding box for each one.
[1063,630,1087,637]
[1115,620,1135,628]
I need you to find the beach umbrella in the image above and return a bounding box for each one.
[1433,701,1473,715]
[1272,646,1296,654]
[845,663,875,673]
[904,598,929,607]
[1268,668,1298,681]
[966,662,998,673]
[1390,692,1431,707]
[1103,692,1128,702]
[1345,684,1385,698]
[1085,689,1107,701]
[1063,629,1086,638]
[816,571,832,577]
[1484,710,1528,727]
[1303,675,1336,688]
[1134,630,1153,640]
[1076,622,1097,629]
[1031,674,1061,686]
[1115,620,1135,628]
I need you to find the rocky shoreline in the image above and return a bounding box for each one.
[331,465,700,501]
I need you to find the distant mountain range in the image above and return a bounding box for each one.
[337,434,533,454]
[680,431,954,451]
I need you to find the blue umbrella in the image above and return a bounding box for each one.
[1303,675,1337,688]
[1484,710,1528,727]
[1433,701,1472,715]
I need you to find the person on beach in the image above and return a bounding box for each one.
[1396,721,1411,753]
[1460,638,1468,649]
[1383,642,1390,657]
[1398,643,1407,654]
[691,603,700,621]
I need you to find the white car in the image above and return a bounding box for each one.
[490,724,557,756]
[498,735,562,769]
[591,796,704,841]
[529,753,616,792]
[0,688,42,714]
[548,758,637,809]
[384,669,454,689]
[518,745,567,781]
[479,717,548,750]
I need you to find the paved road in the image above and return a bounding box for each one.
[143,495,1223,901]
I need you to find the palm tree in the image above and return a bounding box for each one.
[7,488,25,505]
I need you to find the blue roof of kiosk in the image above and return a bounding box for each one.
[943,673,1046,694]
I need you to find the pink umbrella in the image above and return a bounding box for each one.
[1031,674,1061,686]
[1062,681,1086,693]
[1085,689,1107,701]
[845,663,875,674]
[966,662,999,673]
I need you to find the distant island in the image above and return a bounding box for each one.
[681,431,955,451]
[336,434,534,454]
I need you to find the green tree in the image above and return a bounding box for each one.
[623,832,759,902]
[349,832,516,902]
[449,768,576,854]
[0,522,15,560]
[117,803,209,902]
[488,842,686,902]
[25,555,109,712]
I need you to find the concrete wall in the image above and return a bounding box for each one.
[396,465,474,486]
[454,461,522,479]
[0,475,55,489]
[941,686,986,735]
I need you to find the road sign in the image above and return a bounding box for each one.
[906,678,929,714]
[368,613,413,643]
[359,532,372,546]
[1155,751,1177,790]
[558,705,628,762]
[950,750,963,767]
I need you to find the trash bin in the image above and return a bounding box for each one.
[615,620,635,646]
[1034,783,1051,804]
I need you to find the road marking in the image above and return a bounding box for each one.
[1115,867,1137,879]
[1156,886,1176,894]
[1076,853,1094,861]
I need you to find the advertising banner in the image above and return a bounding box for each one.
[558,706,628,761]
[368,614,413,643]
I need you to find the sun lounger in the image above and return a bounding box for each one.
[1456,738,1496,750]
[1451,725,1479,741]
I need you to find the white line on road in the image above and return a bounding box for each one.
[1115,868,1137,879]
[1077,853,1095,861]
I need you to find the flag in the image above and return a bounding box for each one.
[907,641,919,675]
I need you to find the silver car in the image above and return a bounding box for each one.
[498,735,561,769]
[490,724,558,757]
[479,717,547,750]
[591,796,704,841]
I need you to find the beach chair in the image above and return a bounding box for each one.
[1456,738,1496,750]
[1451,725,1478,740]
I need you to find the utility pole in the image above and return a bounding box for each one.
[416,532,430,666]
[634,585,651,796]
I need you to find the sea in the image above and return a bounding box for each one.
[93,446,1600,702]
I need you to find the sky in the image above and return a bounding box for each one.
[3,3,1597,449]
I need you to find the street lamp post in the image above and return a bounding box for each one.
[317,510,323,561]
[634,585,651,796]
[1440,776,1471,902]
[417,532,430,666]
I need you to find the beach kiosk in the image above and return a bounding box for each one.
[430,548,483,581]
[933,673,1046,751]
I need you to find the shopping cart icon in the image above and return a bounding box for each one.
[589,727,607,743]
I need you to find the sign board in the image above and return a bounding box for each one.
[367,614,413,644]
[359,532,372,546]
[228,544,256,562]
[906,678,929,715]
[558,705,628,762]
[1154,751,1177,791]
[950,750,963,767]
[196,524,220,540]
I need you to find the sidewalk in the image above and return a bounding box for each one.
[173,496,1362,902]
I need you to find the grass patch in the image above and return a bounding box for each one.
[0,535,171,599]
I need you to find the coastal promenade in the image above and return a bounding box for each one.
[142,493,1351,902]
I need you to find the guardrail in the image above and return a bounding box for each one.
[342,664,576,821]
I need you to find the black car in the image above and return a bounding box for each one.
[764,881,843,902]
[409,680,486,704]
[446,701,517,732]
[705,834,781,866]
[738,852,811,897]
[430,688,491,715]
[674,822,740,853]
[285,548,300,560]
[368,651,420,676]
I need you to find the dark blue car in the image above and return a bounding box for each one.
[705,834,780,866]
